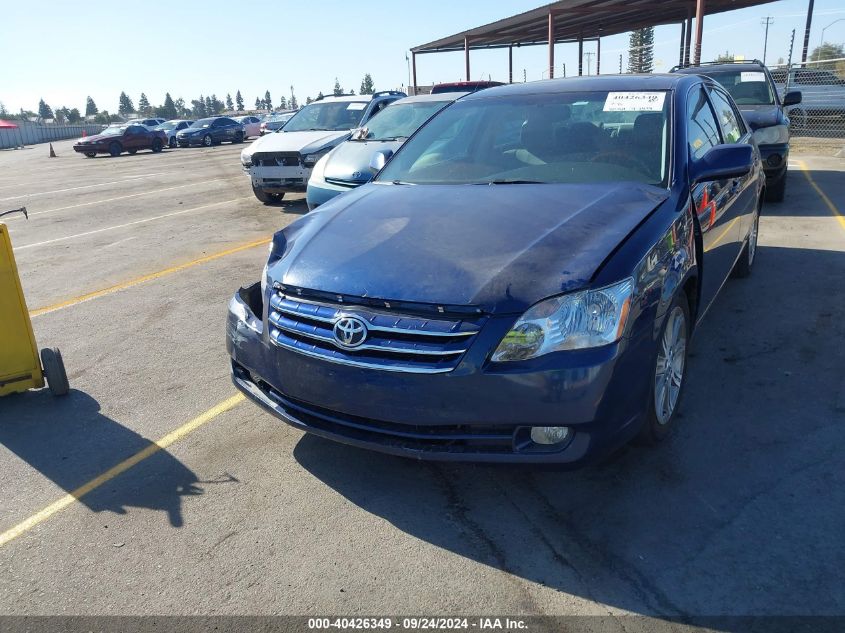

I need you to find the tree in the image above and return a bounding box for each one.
[226,93,234,111]
[264,90,272,111]
[0,102,8,117]
[627,27,654,73]
[255,96,261,110]
[305,96,313,105]
[54,106,70,123]
[290,92,298,110]
[38,99,54,120]
[191,95,208,118]
[278,96,287,110]
[118,91,134,116]
[333,78,343,96]
[809,42,845,68]
[161,93,177,119]
[715,51,735,62]
[316,91,325,100]
[359,73,375,95]
[235,90,244,111]
[138,92,151,116]
[174,97,189,118]
[67,108,81,123]
[85,96,98,117]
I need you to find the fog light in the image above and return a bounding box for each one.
[530,426,571,445]
[767,153,782,167]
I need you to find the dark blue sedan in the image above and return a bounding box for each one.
[176,116,244,147]
[226,74,764,465]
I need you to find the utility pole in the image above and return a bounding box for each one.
[523,68,527,82]
[584,51,595,75]
[562,63,567,78]
[761,17,774,65]
[801,0,815,64]
[787,28,796,67]
[619,54,623,73]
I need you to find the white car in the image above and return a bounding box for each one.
[240,92,405,203]
[234,115,261,139]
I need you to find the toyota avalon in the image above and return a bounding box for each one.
[226,74,764,465]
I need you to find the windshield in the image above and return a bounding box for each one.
[355,100,452,142]
[377,90,671,187]
[156,122,176,130]
[101,126,126,136]
[190,118,214,128]
[702,70,775,105]
[283,101,368,132]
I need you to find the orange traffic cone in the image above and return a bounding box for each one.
[81,129,87,138]
[49,143,57,158]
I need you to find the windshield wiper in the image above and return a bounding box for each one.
[476,179,544,185]
[372,136,408,142]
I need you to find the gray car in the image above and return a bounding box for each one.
[305,92,467,210]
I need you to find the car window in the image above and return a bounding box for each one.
[687,87,721,160]
[707,87,744,142]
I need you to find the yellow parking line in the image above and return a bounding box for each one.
[797,160,845,232]
[0,394,245,549]
[707,216,741,250]
[30,236,270,318]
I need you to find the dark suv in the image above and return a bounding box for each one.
[673,60,801,201]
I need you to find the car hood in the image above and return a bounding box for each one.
[178,127,207,135]
[269,182,669,313]
[323,140,403,184]
[244,129,350,159]
[737,105,783,129]
[76,133,115,143]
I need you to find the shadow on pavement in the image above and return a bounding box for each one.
[294,240,845,620]
[0,389,201,527]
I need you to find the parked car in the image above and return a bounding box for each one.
[154,119,194,148]
[127,117,167,128]
[227,74,764,465]
[431,80,504,94]
[234,115,261,138]
[241,91,406,203]
[770,66,845,127]
[73,124,167,157]
[259,113,294,135]
[673,60,800,201]
[176,117,244,147]
[306,92,468,210]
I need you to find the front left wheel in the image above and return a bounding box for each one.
[252,185,283,204]
[638,293,690,444]
[151,139,163,153]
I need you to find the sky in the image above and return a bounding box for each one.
[1,0,844,115]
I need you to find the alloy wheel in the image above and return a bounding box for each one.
[654,306,687,425]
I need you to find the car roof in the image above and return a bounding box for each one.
[462,74,692,101]
[392,92,470,104]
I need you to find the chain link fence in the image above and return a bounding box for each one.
[768,57,845,139]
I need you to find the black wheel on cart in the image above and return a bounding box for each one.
[41,348,69,397]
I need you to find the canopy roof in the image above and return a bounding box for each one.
[0,119,19,129]
[411,0,777,53]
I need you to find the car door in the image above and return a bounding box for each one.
[707,85,758,239]
[686,85,744,313]
[124,125,144,151]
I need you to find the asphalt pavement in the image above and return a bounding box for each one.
[0,138,843,624]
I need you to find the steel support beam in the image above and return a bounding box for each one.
[548,12,555,78]
[509,45,514,83]
[684,15,693,65]
[597,37,601,74]
[412,52,418,95]
[801,0,815,63]
[693,0,706,66]
[578,37,583,75]
[464,37,471,81]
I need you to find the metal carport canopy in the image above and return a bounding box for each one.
[410,0,777,86]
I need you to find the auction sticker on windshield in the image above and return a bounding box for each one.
[741,71,767,82]
[604,92,665,112]
[347,103,366,110]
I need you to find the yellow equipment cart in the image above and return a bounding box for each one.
[0,208,69,397]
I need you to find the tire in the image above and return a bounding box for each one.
[151,138,163,153]
[40,348,69,397]
[637,293,690,445]
[252,184,283,204]
[765,174,786,202]
[732,209,759,278]
[84,152,96,158]
[203,134,212,147]
[109,142,122,157]
[128,148,138,155]
[233,131,244,144]
[169,136,177,148]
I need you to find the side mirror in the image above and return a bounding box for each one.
[690,143,754,185]
[782,90,802,106]
[368,149,393,173]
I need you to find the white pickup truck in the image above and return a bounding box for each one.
[240,91,405,203]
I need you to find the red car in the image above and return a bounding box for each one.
[73,124,168,158]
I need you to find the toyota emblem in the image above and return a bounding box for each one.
[332,316,368,349]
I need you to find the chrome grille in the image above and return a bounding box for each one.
[267,291,483,373]
[324,177,364,189]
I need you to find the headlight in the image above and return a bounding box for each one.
[303,149,329,167]
[491,278,634,362]
[753,124,789,146]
